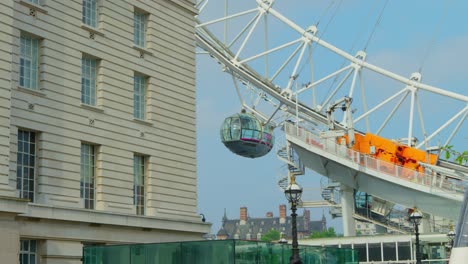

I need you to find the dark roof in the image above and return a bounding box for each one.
[216,227,229,237]
[218,214,326,240]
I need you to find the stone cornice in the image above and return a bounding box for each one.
[0,196,29,214]
[166,0,198,15]
[18,203,211,234]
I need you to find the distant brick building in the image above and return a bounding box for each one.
[217,205,326,240]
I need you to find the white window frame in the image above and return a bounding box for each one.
[80,143,96,209]
[133,74,147,120]
[133,154,146,215]
[19,33,39,90]
[16,130,36,201]
[133,10,146,47]
[81,57,98,106]
[82,0,98,28]
[20,240,37,264]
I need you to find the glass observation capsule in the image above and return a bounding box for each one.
[220,112,274,158]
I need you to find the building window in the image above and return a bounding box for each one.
[134,10,146,47]
[80,143,95,209]
[133,74,146,120]
[17,130,36,201]
[81,57,97,106]
[368,243,382,262]
[20,240,37,264]
[19,33,39,90]
[82,0,97,28]
[133,154,145,215]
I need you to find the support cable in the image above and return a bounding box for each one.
[294,0,343,91]
[321,0,378,104]
[312,0,343,50]
[418,0,453,73]
[363,0,389,52]
[314,1,336,28]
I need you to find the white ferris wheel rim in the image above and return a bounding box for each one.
[195,0,467,151]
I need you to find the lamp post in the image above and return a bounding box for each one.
[408,208,423,264]
[447,227,456,255]
[284,176,303,264]
[279,232,288,244]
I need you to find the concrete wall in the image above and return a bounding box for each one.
[8,0,199,219]
[0,0,209,261]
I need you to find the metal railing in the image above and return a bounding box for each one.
[284,122,464,195]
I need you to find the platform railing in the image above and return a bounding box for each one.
[284,122,464,195]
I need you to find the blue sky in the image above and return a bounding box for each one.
[196,0,468,235]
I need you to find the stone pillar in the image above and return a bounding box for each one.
[0,0,15,197]
[340,184,356,236]
[0,214,20,264]
[40,240,83,264]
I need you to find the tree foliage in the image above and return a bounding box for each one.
[309,227,337,238]
[260,229,280,242]
[441,145,468,165]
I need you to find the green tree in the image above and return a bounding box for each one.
[309,227,337,238]
[260,229,280,242]
[441,145,467,165]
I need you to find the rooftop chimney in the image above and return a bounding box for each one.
[279,204,287,224]
[303,209,310,232]
[240,206,247,225]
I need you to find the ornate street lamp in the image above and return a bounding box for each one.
[284,176,303,264]
[447,227,456,253]
[279,232,288,244]
[408,208,423,264]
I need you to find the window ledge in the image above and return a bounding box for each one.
[132,45,153,55]
[19,0,48,14]
[81,24,105,36]
[16,86,46,97]
[133,118,153,126]
[80,103,104,113]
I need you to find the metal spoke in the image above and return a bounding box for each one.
[196,1,467,153]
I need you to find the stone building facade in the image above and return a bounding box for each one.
[217,205,327,241]
[0,0,209,263]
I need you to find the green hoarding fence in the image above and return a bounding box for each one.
[83,240,358,264]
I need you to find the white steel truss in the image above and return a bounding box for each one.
[196,0,467,151]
